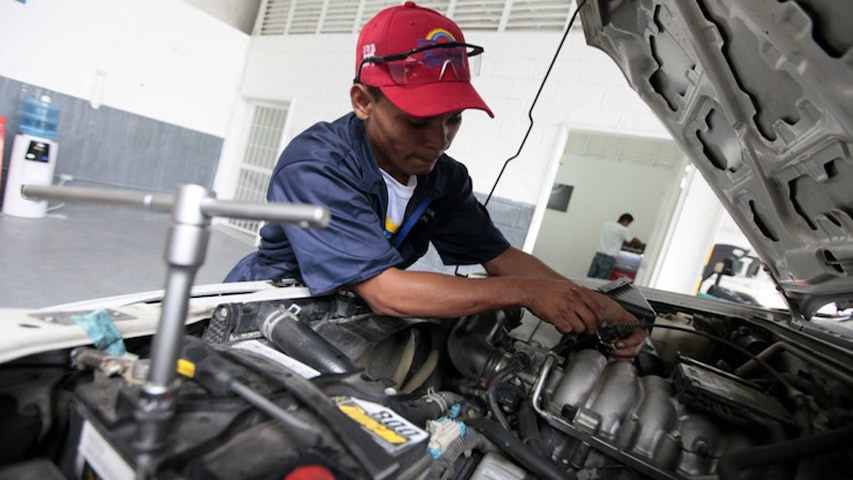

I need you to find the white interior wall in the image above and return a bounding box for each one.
[0,0,250,137]
[531,130,684,281]
[221,31,669,207]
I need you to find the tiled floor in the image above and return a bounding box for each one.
[0,203,255,308]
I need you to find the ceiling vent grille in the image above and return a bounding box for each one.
[288,0,325,34]
[453,0,506,31]
[321,0,361,33]
[507,0,573,31]
[416,0,451,15]
[256,0,577,35]
[257,0,292,36]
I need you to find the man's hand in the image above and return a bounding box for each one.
[522,279,604,333]
[591,290,646,358]
[522,280,646,358]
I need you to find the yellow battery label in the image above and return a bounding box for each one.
[176,358,196,378]
[334,396,428,454]
[338,402,407,445]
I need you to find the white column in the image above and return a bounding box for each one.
[649,168,725,294]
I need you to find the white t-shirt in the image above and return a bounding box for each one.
[598,221,632,256]
[380,169,417,236]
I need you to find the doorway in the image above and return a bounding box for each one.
[531,129,686,286]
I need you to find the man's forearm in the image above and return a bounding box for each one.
[352,259,645,352]
[484,247,566,281]
[353,267,530,318]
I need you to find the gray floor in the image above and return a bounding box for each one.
[0,203,255,308]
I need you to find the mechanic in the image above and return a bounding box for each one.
[225,2,646,357]
[587,213,645,280]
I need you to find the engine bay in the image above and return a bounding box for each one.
[1,282,852,480]
[2,1,852,478]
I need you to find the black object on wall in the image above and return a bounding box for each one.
[547,183,573,212]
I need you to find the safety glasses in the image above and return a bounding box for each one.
[355,41,484,85]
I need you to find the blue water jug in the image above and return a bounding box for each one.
[19,94,60,140]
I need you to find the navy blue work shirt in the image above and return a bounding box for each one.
[225,113,510,295]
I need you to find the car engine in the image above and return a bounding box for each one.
[1,283,852,480]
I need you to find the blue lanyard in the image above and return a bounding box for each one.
[385,197,432,248]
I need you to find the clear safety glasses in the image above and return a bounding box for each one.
[355,41,484,85]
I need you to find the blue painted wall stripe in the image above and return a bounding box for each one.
[0,75,223,204]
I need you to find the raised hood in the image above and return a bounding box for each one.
[580,0,853,317]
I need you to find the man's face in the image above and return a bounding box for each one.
[364,94,462,180]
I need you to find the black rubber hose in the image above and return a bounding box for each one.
[487,369,513,430]
[448,314,497,380]
[488,360,526,431]
[261,309,356,374]
[717,425,853,480]
[517,400,544,452]
[466,418,575,480]
[228,379,322,445]
[180,337,322,444]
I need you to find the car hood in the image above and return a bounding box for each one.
[580,0,853,317]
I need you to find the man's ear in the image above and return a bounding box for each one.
[351,84,375,120]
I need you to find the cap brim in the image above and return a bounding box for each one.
[379,82,494,119]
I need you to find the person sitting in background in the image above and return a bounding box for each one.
[588,213,644,280]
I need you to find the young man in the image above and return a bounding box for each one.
[588,213,644,280]
[226,2,645,357]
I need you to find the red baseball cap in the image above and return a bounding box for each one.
[356,1,494,119]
